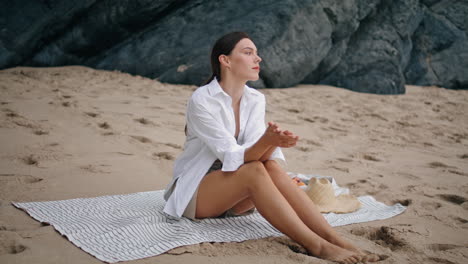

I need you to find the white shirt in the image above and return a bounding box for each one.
[163,77,286,219]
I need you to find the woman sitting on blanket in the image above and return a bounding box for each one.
[163,31,378,264]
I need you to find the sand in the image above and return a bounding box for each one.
[0,66,467,264]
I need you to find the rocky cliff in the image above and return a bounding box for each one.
[1,0,467,94]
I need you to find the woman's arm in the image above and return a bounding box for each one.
[244,122,298,163]
[244,135,271,163]
[258,145,276,162]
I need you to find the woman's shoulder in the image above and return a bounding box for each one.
[189,84,210,102]
[245,85,265,101]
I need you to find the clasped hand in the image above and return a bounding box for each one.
[263,121,299,148]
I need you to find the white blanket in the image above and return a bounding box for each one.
[13,174,406,263]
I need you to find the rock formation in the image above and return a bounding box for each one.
[1,0,466,94]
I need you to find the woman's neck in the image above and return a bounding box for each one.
[218,75,245,103]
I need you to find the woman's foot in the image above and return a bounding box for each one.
[360,250,381,262]
[311,242,363,264]
[331,236,381,262]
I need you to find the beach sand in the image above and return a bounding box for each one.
[0,66,467,263]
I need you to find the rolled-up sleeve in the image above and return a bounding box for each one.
[186,97,245,171]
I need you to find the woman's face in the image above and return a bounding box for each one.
[223,38,262,82]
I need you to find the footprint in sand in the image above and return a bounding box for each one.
[152,152,175,160]
[300,117,315,123]
[84,112,99,118]
[130,135,152,143]
[395,121,418,127]
[300,116,329,124]
[398,172,421,181]
[33,130,49,135]
[331,166,349,173]
[423,142,434,147]
[362,153,382,162]
[351,226,407,252]
[287,108,300,113]
[327,126,348,133]
[451,216,468,226]
[0,231,28,255]
[403,184,425,194]
[346,178,389,195]
[426,257,457,264]
[367,113,389,122]
[447,169,468,176]
[448,132,468,143]
[0,174,43,184]
[425,243,462,252]
[4,109,47,132]
[98,122,111,129]
[421,201,442,210]
[315,116,329,123]
[80,164,111,174]
[134,117,157,126]
[303,139,323,147]
[22,154,39,166]
[164,143,182,149]
[3,108,19,118]
[428,161,459,170]
[392,199,412,206]
[295,146,311,152]
[436,194,467,206]
[148,106,163,110]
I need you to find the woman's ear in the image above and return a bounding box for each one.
[219,54,230,69]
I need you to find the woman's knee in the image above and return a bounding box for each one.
[264,159,279,170]
[238,161,269,182]
[264,160,283,176]
[263,160,289,182]
[241,160,267,173]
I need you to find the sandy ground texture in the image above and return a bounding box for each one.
[0,66,467,264]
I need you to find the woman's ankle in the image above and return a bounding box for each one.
[304,240,326,257]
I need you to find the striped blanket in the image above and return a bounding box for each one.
[13,174,406,263]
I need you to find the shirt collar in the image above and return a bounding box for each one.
[207,77,257,97]
[207,77,228,97]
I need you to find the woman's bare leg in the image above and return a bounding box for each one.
[229,197,255,214]
[196,161,362,263]
[263,160,380,262]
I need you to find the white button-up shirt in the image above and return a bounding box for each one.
[163,77,286,219]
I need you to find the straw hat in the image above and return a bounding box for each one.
[305,178,361,214]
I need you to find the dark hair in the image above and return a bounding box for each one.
[202,31,251,85]
[185,31,251,136]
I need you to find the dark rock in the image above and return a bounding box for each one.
[302,0,379,84]
[405,3,468,89]
[25,0,186,66]
[318,0,425,94]
[0,0,467,93]
[0,0,97,68]
[91,0,334,89]
[430,0,468,35]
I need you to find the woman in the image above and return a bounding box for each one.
[163,32,378,263]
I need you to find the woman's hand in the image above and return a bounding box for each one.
[263,121,299,148]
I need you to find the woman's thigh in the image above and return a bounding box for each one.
[195,162,261,218]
